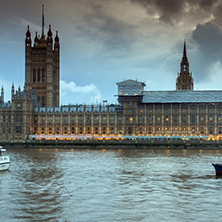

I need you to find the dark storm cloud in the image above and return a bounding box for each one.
[192,22,222,55]
[191,22,222,82]
[131,0,219,23]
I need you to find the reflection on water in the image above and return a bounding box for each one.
[1,148,222,221]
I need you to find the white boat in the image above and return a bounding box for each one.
[0,146,10,171]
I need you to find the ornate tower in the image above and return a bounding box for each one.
[176,41,193,90]
[25,5,60,107]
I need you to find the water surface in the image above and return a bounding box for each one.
[1,148,222,222]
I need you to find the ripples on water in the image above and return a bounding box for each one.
[1,148,222,222]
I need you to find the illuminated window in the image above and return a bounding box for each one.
[129,117,133,123]
[200,116,205,123]
[209,116,213,123]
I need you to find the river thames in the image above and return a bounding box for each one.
[1,148,222,222]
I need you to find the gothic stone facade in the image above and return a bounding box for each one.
[27,79,222,141]
[25,24,60,107]
[0,14,222,141]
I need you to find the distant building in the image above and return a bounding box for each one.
[0,7,222,141]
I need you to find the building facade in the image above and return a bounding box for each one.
[25,6,60,107]
[0,9,222,141]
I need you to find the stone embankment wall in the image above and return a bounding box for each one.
[1,140,222,149]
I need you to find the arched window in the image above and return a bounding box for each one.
[42,96,45,107]
[33,69,36,82]
[42,69,46,82]
[37,97,40,105]
[37,69,41,82]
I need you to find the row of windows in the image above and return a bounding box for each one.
[33,124,222,135]
[37,96,46,107]
[126,126,218,135]
[33,68,46,83]
[33,114,222,125]
[2,126,21,134]
[1,115,21,123]
[35,126,116,135]
[127,115,220,124]
[35,116,120,124]
[136,106,221,114]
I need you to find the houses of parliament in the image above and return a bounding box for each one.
[1,7,222,141]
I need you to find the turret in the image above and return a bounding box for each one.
[47,24,53,47]
[54,30,60,51]
[25,25,31,47]
[11,83,14,95]
[0,86,4,103]
[34,32,39,46]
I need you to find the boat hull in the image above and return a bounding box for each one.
[212,164,222,175]
[0,156,10,171]
[0,162,10,171]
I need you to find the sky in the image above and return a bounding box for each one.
[1,0,222,105]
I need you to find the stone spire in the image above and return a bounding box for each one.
[176,41,194,90]
[41,5,45,39]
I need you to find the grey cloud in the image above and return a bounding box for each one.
[192,22,222,55]
[131,0,220,24]
[191,22,222,82]
[73,2,137,54]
